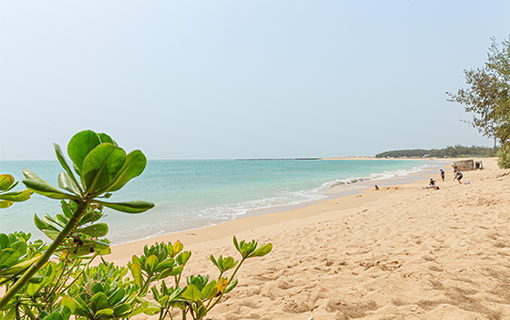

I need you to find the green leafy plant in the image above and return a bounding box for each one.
[61,262,144,320]
[146,237,272,320]
[1,130,272,320]
[0,130,154,309]
[497,143,510,168]
[1,204,119,318]
[0,174,31,208]
[0,232,46,283]
[447,36,510,146]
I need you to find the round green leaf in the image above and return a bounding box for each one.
[81,223,108,237]
[0,248,20,268]
[90,292,108,313]
[129,262,143,289]
[155,260,174,272]
[98,133,116,146]
[67,130,101,173]
[26,283,41,296]
[10,240,27,256]
[248,243,273,258]
[95,308,114,319]
[0,174,15,192]
[181,284,203,302]
[81,144,126,194]
[0,200,13,208]
[0,233,10,249]
[143,307,160,316]
[61,296,79,313]
[145,255,159,274]
[101,150,147,193]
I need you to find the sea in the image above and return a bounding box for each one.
[0,159,440,245]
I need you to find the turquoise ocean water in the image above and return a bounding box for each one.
[0,159,435,244]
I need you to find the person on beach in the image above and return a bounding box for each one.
[454,170,463,184]
[429,179,436,188]
[375,185,379,191]
[440,169,445,182]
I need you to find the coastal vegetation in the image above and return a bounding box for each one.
[446,35,510,169]
[0,174,31,208]
[496,143,510,169]
[447,36,510,148]
[0,130,272,320]
[375,145,496,158]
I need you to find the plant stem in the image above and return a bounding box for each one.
[206,258,246,311]
[61,255,97,293]
[44,259,71,305]
[0,198,90,309]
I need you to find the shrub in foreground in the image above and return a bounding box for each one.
[0,130,272,320]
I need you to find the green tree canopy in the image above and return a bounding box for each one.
[447,36,510,146]
[375,145,495,158]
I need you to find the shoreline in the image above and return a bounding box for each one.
[106,157,510,319]
[240,160,446,219]
[107,159,444,248]
[105,159,450,264]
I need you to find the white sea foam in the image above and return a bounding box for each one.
[318,164,430,190]
[181,164,431,224]
[1,159,438,245]
[108,163,434,245]
[195,189,327,219]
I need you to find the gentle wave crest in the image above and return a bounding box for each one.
[0,159,437,245]
[198,189,328,218]
[318,164,430,189]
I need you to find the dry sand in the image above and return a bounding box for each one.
[108,158,510,320]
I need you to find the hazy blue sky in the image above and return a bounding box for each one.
[1,1,509,160]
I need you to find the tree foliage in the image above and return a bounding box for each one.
[375,145,496,158]
[447,36,510,146]
[496,143,510,168]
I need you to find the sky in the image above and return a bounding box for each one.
[0,1,509,160]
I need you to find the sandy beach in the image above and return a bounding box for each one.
[106,158,510,320]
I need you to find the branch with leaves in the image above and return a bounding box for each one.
[447,36,510,146]
[1,130,154,309]
[1,130,272,320]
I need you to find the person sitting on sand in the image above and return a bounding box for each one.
[375,185,379,191]
[440,169,445,182]
[454,170,463,184]
[429,179,436,188]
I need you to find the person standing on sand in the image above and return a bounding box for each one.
[440,169,445,182]
[453,170,463,184]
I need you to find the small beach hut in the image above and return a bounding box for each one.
[452,159,475,171]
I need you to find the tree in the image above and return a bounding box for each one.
[447,36,510,146]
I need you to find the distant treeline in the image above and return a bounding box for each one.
[375,145,497,158]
